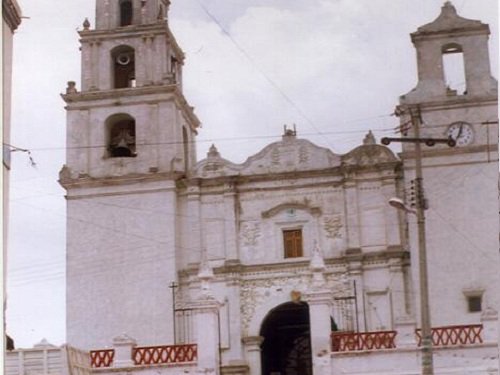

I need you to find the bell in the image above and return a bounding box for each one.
[111,138,132,157]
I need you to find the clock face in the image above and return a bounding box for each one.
[446,122,474,146]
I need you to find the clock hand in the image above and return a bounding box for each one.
[455,124,463,140]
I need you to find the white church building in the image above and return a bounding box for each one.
[6,1,499,375]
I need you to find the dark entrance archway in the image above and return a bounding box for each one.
[260,301,312,375]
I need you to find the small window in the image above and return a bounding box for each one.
[283,229,303,258]
[467,296,482,313]
[120,0,133,27]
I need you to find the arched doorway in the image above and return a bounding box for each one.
[260,302,312,375]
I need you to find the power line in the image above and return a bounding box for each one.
[193,0,338,151]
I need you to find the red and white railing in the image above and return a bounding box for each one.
[90,349,114,368]
[331,330,397,352]
[89,344,197,368]
[415,324,483,346]
[133,344,198,365]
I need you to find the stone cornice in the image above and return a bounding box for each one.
[398,95,497,110]
[63,84,172,103]
[59,171,183,192]
[399,144,498,160]
[79,22,185,62]
[2,0,22,31]
[62,85,201,130]
[411,25,490,41]
[179,248,409,279]
[181,161,400,191]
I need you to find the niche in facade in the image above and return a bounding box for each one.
[119,0,133,26]
[442,43,466,95]
[112,45,136,89]
[107,114,137,157]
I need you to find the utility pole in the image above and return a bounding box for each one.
[382,105,455,375]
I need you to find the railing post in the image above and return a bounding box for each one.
[394,317,417,348]
[112,334,136,367]
[481,307,498,343]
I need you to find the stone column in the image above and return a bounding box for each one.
[112,334,137,367]
[242,336,263,375]
[306,290,333,358]
[192,299,221,374]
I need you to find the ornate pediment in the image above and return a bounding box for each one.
[341,144,398,167]
[193,135,341,178]
[240,135,340,175]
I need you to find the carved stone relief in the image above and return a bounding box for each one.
[240,275,310,334]
[323,215,343,239]
[240,222,261,247]
[239,272,348,335]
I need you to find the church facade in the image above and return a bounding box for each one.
[6,1,498,375]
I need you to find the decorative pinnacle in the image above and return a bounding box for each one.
[363,130,376,145]
[83,18,90,30]
[207,144,220,158]
[442,1,457,14]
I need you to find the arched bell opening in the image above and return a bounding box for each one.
[111,45,136,89]
[260,301,312,375]
[106,114,137,158]
[119,0,133,27]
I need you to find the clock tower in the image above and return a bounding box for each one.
[398,2,498,327]
[60,0,200,350]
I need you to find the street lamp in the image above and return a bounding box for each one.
[388,197,416,215]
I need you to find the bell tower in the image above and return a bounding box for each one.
[60,0,200,350]
[397,2,498,329]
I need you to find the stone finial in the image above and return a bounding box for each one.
[198,249,215,298]
[442,1,457,14]
[83,18,90,30]
[66,81,77,94]
[363,130,376,145]
[207,144,220,159]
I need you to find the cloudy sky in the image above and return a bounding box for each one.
[7,0,498,348]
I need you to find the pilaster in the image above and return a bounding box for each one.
[223,182,239,260]
[481,307,498,343]
[343,178,360,250]
[389,257,408,321]
[241,336,263,375]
